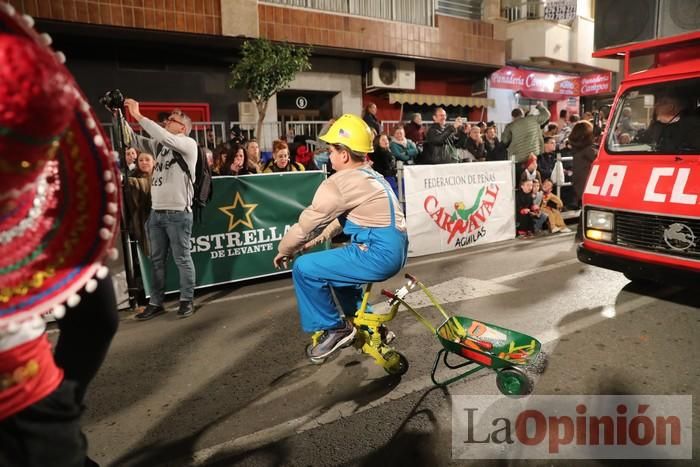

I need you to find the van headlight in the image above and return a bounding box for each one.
[585,209,614,242]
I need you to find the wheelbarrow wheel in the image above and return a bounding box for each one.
[305,344,327,365]
[525,351,548,374]
[383,351,409,376]
[496,367,533,397]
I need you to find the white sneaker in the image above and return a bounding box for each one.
[551,227,561,233]
[561,227,572,233]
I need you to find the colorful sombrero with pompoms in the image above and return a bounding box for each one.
[0,2,121,330]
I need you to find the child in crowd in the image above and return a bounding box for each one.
[520,153,542,184]
[541,179,572,233]
[531,178,543,208]
[516,178,549,238]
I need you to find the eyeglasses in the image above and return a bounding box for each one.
[166,117,185,128]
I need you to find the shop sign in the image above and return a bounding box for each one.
[489,66,580,97]
[581,71,613,95]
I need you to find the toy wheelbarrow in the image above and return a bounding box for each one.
[381,274,547,397]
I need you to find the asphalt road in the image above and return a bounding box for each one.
[73,233,699,466]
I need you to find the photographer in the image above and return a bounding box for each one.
[123,98,198,320]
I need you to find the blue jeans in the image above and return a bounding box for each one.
[533,212,549,232]
[146,210,195,306]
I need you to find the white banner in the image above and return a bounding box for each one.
[404,162,515,257]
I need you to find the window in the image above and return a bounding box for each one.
[606,77,700,155]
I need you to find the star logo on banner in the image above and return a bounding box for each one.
[218,192,258,231]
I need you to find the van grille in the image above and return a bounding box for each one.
[615,211,700,259]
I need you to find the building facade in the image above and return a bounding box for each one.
[15,0,506,147]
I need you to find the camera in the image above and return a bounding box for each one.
[99,89,125,111]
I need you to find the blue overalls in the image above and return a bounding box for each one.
[292,169,408,332]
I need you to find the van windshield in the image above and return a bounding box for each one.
[606,77,700,154]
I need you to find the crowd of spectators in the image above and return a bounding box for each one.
[124,101,604,244]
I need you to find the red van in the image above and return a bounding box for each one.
[577,32,700,284]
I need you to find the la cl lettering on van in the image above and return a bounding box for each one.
[584,164,627,197]
[643,167,698,204]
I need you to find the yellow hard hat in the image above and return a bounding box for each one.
[319,114,374,153]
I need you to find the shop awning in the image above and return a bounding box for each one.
[388,93,494,108]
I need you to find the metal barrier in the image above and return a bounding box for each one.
[102,120,283,151]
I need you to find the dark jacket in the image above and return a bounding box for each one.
[465,138,486,161]
[363,113,382,136]
[371,146,396,178]
[484,137,507,161]
[418,124,457,164]
[571,144,597,200]
[126,176,152,256]
[515,188,535,232]
[404,121,425,145]
[537,151,556,181]
[635,115,700,153]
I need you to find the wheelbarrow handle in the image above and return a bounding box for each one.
[380,289,396,299]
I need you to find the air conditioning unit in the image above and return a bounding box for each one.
[238,101,257,125]
[366,58,415,91]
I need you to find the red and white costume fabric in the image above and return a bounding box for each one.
[0,0,121,424]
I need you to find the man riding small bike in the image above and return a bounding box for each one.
[273,114,408,360]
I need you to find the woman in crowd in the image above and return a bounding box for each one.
[210,143,228,175]
[362,102,382,136]
[246,139,263,172]
[404,113,425,149]
[127,152,155,255]
[125,146,138,172]
[569,120,596,239]
[223,144,257,176]
[370,133,398,197]
[263,139,305,173]
[389,126,418,165]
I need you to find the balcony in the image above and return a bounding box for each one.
[499,0,619,73]
[260,0,485,26]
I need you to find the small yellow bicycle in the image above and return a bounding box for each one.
[307,273,546,396]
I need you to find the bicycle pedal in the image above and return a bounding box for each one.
[383,330,396,344]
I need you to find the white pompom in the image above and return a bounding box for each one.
[40,33,52,46]
[55,51,66,64]
[105,182,116,194]
[52,304,67,318]
[96,265,109,279]
[31,315,45,328]
[22,14,34,27]
[0,3,16,16]
[99,228,112,240]
[66,294,81,308]
[94,134,104,147]
[107,202,118,214]
[85,279,98,293]
[86,117,96,129]
[103,170,113,181]
[102,214,116,226]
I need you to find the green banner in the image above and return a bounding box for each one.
[139,171,326,295]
